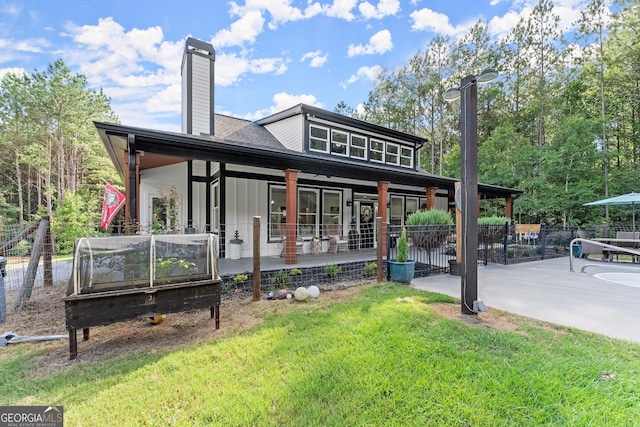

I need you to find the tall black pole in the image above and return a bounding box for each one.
[460,75,478,315]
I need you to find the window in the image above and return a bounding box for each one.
[400,147,413,168]
[406,197,418,220]
[322,191,341,236]
[331,130,349,156]
[420,198,427,210]
[212,182,219,232]
[298,189,318,237]
[269,186,286,240]
[310,125,329,152]
[350,134,367,159]
[386,143,399,165]
[389,196,403,225]
[370,139,384,163]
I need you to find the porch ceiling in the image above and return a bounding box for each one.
[95,121,520,199]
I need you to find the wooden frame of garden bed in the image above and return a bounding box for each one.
[63,278,221,360]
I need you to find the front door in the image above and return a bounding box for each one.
[360,203,374,248]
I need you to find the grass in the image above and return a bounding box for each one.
[2,282,640,426]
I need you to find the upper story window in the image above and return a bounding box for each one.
[401,147,413,167]
[310,125,329,153]
[370,139,384,163]
[351,134,367,160]
[386,143,399,165]
[307,122,415,168]
[331,130,349,156]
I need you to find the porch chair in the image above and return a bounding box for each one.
[577,230,603,260]
[279,236,305,257]
[326,224,349,253]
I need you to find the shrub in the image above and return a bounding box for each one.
[478,216,510,226]
[406,209,454,226]
[233,274,248,285]
[364,262,377,276]
[507,247,515,258]
[396,228,409,263]
[405,210,453,251]
[325,264,341,279]
[289,268,302,276]
[273,270,291,287]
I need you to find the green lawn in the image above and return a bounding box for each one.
[2,282,639,426]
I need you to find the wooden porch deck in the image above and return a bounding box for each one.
[217,248,379,276]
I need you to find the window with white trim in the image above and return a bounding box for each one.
[370,139,384,163]
[400,147,413,168]
[322,191,341,236]
[406,197,418,220]
[269,186,286,240]
[350,134,367,160]
[212,182,219,232]
[298,188,318,237]
[386,143,399,165]
[331,130,348,156]
[389,196,403,225]
[310,125,329,153]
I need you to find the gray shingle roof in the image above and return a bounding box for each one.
[214,114,289,152]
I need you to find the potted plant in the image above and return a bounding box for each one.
[389,228,415,284]
[405,210,453,251]
[478,216,510,246]
[405,209,454,272]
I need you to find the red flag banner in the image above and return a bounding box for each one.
[100,183,126,229]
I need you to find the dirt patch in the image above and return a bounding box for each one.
[1,281,367,375]
[429,302,521,331]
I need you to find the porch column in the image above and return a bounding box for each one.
[426,187,437,210]
[124,133,140,232]
[377,181,389,259]
[505,196,513,220]
[285,169,299,265]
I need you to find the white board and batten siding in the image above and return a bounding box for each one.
[139,163,188,230]
[262,115,304,152]
[225,177,281,258]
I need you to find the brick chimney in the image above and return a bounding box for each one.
[181,38,215,135]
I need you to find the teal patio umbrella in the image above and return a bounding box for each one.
[583,192,640,231]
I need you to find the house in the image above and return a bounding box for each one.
[94,38,518,265]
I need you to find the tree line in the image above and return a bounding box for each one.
[1,0,637,238]
[336,0,639,226]
[0,59,119,249]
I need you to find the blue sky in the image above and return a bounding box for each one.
[0,0,596,132]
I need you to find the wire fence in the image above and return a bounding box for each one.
[1,219,636,313]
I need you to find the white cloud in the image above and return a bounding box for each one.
[14,38,51,52]
[323,0,358,21]
[215,52,288,86]
[241,92,323,121]
[211,10,265,47]
[0,4,20,15]
[347,29,393,57]
[410,8,463,36]
[223,0,325,31]
[359,0,400,19]
[341,65,383,88]
[301,50,328,67]
[0,67,24,79]
[487,10,524,39]
[147,84,181,114]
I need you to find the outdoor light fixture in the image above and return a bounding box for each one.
[443,69,498,102]
[346,199,352,207]
[443,68,499,315]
